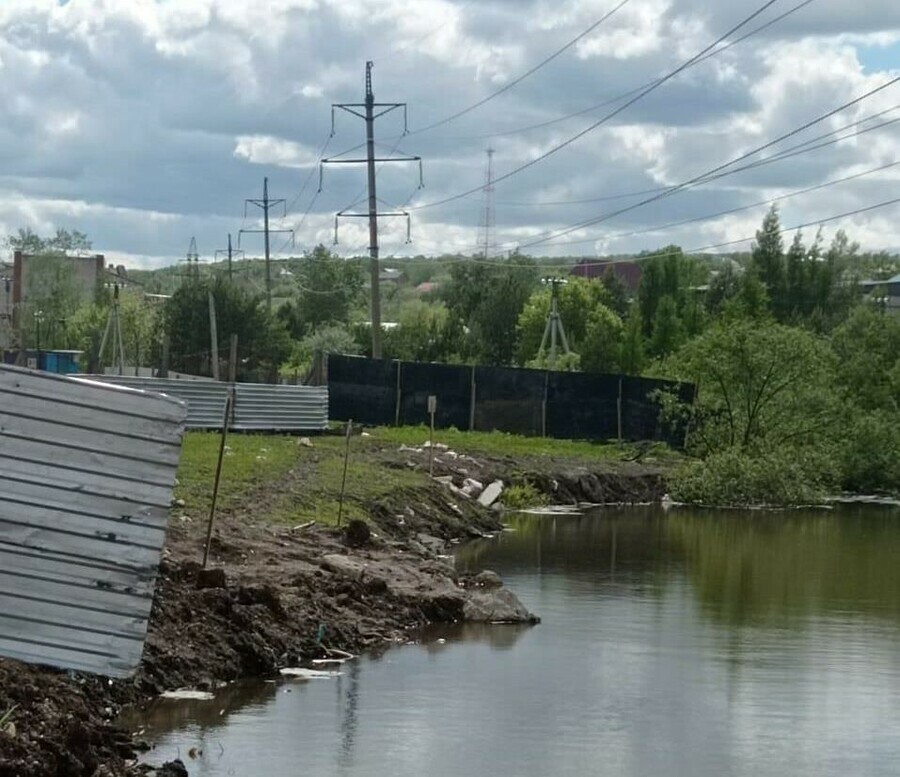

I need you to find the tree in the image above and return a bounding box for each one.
[580,304,624,373]
[6,227,92,254]
[649,294,684,358]
[516,277,617,366]
[162,277,291,380]
[278,245,364,338]
[831,305,900,413]
[443,255,538,365]
[751,205,786,309]
[662,319,838,455]
[619,305,646,375]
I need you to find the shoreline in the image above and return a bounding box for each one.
[0,435,668,777]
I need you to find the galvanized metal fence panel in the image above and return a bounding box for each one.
[84,377,329,432]
[232,384,329,431]
[0,366,186,678]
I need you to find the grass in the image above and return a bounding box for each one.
[174,431,424,527]
[366,425,652,460]
[173,426,675,527]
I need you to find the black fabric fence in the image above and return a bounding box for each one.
[327,354,695,447]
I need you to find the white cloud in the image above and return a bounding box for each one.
[0,0,898,268]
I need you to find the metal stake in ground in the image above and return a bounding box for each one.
[202,391,234,569]
[337,420,353,527]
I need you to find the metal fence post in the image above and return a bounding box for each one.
[617,377,623,442]
[394,360,402,426]
[469,365,477,431]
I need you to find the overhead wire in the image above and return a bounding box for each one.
[518,76,900,248]
[408,0,634,135]
[406,0,788,213]
[437,0,816,143]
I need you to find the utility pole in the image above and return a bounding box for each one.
[325,61,423,359]
[478,148,497,260]
[240,178,292,311]
[538,277,571,371]
[215,233,244,282]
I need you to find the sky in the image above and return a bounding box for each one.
[0,0,899,269]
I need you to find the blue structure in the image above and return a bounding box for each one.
[3,350,83,374]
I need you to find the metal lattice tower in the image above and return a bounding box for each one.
[478,148,496,260]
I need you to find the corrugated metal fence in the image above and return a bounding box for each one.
[86,377,329,432]
[0,365,186,677]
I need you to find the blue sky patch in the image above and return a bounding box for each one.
[857,40,900,74]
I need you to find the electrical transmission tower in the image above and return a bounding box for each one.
[239,177,293,311]
[215,233,245,282]
[538,277,571,371]
[323,61,423,359]
[478,147,497,260]
[98,284,126,375]
[181,236,200,281]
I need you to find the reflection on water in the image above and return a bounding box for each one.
[131,504,900,777]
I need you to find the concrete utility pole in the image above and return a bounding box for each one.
[215,233,244,282]
[240,178,292,311]
[325,61,423,359]
[538,277,571,371]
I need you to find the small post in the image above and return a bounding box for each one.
[337,420,353,527]
[202,391,234,569]
[617,377,624,442]
[228,333,238,383]
[427,395,437,476]
[208,291,220,381]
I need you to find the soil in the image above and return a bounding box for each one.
[0,438,667,777]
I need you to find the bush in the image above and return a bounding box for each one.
[840,411,900,494]
[669,448,828,507]
[502,481,550,510]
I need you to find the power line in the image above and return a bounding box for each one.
[408,0,787,213]
[520,76,900,248]
[538,159,900,248]
[436,0,816,143]
[409,0,634,135]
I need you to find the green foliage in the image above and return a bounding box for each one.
[443,254,538,365]
[516,277,622,370]
[649,294,684,358]
[6,227,91,254]
[162,277,291,380]
[278,245,364,338]
[502,481,550,510]
[751,204,786,307]
[619,304,646,375]
[382,301,465,362]
[281,324,360,379]
[526,350,582,371]
[831,305,900,412]
[669,448,827,507]
[662,319,838,454]
[65,292,160,372]
[839,410,900,493]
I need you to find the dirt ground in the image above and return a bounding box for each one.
[0,436,667,777]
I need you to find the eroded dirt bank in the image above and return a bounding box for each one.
[0,437,667,777]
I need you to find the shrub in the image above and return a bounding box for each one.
[502,481,550,510]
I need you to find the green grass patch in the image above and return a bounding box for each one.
[365,425,658,461]
[174,431,427,527]
[175,432,301,514]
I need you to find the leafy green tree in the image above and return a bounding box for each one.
[281,324,360,380]
[6,227,92,254]
[278,245,364,338]
[516,277,616,366]
[619,305,646,375]
[162,277,291,380]
[649,294,684,358]
[599,270,630,318]
[662,318,838,455]
[831,305,900,412]
[443,255,538,365]
[580,304,625,373]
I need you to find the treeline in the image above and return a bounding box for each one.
[5,208,899,502]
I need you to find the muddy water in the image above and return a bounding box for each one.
[130,505,900,776]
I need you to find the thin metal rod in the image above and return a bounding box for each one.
[337,419,353,527]
[202,392,234,569]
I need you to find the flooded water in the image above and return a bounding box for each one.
[131,505,900,776]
